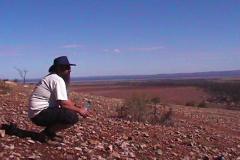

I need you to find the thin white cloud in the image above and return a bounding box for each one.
[103,48,121,53]
[103,46,163,54]
[103,49,110,52]
[129,46,164,52]
[113,48,121,53]
[62,44,84,49]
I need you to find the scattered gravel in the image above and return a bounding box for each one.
[0,84,239,159]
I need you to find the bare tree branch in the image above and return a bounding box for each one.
[14,67,28,84]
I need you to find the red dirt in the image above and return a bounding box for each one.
[0,82,239,159]
[71,85,210,105]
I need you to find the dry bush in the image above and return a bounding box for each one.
[116,94,174,125]
[197,101,207,108]
[0,81,12,94]
[123,93,150,122]
[149,105,174,126]
[185,101,195,107]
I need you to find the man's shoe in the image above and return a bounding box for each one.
[40,128,63,142]
[51,135,63,142]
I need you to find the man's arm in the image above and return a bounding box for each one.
[57,100,89,118]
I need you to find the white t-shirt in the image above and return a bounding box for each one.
[28,73,68,118]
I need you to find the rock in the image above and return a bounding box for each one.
[175,138,182,142]
[236,157,240,160]
[81,142,87,147]
[140,144,146,149]
[143,132,149,137]
[95,143,105,151]
[214,155,225,160]
[122,134,128,140]
[9,155,14,159]
[156,149,163,155]
[129,152,136,158]
[89,139,99,145]
[111,151,121,159]
[22,111,27,114]
[28,154,40,159]
[189,152,194,156]
[97,155,105,160]
[106,145,113,152]
[27,139,35,144]
[120,142,129,149]
[74,147,82,151]
[202,155,210,160]
[76,132,82,136]
[182,156,190,160]
[9,144,14,150]
[0,129,5,138]
[172,152,178,156]
[12,152,21,157]
[65,154,74,160]
[153,144,161,150]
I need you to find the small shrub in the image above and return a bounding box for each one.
[116,94,174,126]
[151,97,160,104]
[159,108,174,126]
[198,101,207,108]
[125,93,149,122]
[148,104,174,126]
[0,81,12,94]
[185,101,195,107]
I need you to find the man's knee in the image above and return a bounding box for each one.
[70,112,79,125]
[65,112,79,125]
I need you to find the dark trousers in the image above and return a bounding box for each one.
[31,107,79,128]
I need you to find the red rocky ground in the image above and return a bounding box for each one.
[0,83,239,160]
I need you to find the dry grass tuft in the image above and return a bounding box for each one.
[116,94,174,126]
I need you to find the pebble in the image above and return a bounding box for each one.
[22,111,27,114]
[97,155,105,160]
[182,156,190,160]
[156,149,163,155]
[143,132,149,137]
[120,142,129,149]
[9,144,15,150]
[0,129,5,138]
[27,139,35,144]
[140,144,146,149]
[107,145,113,152]
[28,154,40,159]
[111,151,121,159]
[95,144,105,151]
[12,152,21,157]
[89,139,99,145]
[74,147,82,151]
[129,152,136,158]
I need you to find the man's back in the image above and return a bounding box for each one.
[28,73,68,118]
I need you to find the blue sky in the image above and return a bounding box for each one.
[0,0,239,79]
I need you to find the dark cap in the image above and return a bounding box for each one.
[48,56,76,72]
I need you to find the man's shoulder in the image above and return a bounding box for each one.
[44,74,64,82]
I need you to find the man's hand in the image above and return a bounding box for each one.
[58,99,91,118]
[78,107,91,118]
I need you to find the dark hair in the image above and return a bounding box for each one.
[49,65,71,73]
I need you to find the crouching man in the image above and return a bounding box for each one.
[28,56,89,143]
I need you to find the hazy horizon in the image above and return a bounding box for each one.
[0,1,239,79]
[5,69,239,82]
